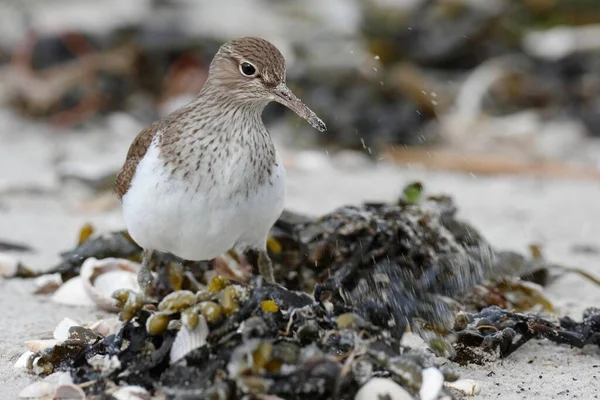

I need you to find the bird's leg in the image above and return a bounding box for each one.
[257,250,275,284]
[137,249,155,295]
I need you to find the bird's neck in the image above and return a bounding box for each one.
[156,83,277,195]
[185,84,268,139]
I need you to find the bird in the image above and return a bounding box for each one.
[114,37,326,294]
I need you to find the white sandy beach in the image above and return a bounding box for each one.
[1,110,599,399]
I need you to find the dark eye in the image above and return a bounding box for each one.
[240,61,256,77]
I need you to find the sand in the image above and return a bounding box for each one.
[1,111,599,399]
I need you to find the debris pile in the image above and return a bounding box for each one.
[9,185,600,399]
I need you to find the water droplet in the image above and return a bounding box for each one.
[374,55,380,60]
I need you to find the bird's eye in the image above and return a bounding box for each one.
[240,61,257,77]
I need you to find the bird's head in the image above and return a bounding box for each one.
[206,36,326,132]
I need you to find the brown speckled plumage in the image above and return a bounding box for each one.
[115,125,156,200]
[115,37,325,288]
[115,107,188,199]
[115,37,288,200]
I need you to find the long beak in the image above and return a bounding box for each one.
[273,84,326,132]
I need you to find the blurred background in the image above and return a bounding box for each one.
[3,3,600,398]
[1,0,600,259]
[2,0,600,165]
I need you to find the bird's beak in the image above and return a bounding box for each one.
[273,84,326,132]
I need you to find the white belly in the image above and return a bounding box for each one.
[121,140,286,260]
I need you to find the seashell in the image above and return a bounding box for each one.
[112,385,151,400]
[81,257,141,312]
[0,253,20,277]
[33,273,63,294]
[444,379,481,396]
[14,351,35,369]
[18,381,56,399]
[44,371,74,385]
[158,290,197,314]
[354,378,413,400]
[51,277,95,308]
[24,340,59,352]
[53,318,80,341]
[169,315,208,364]
[89,317,122,337]
[419,367,445,400]
[54,384,86,399]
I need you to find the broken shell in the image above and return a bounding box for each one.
[158,290,197,313]
[53,371,74,385]
[14,351,35,369]
[33,273,63,294]
[146,312,170,336]
[112,385,151,400]
[419,367,445,400]
[221,286,240,316]
[81,257,141,312]
[89,317,122,337]
[18,381,56,399]
[444,379,481,396]
[197,301,223,324]
[24,340,59,352]
[53,318,80,341]
[51,277,95,308]
[54,384,86,400]
[0,253,19,277]
[169,315,209,364]
[355,378,413,400]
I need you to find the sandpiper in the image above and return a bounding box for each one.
[115,37,326,293]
